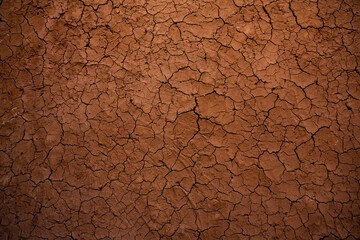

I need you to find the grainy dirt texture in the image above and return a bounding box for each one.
[0,0,360,239]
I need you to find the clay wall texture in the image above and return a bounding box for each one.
[0,0,359,239]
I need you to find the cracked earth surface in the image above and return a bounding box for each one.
[0,0,360,239]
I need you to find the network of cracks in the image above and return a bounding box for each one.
[0,0,359,239]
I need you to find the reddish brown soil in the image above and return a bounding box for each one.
[1,0,360,239]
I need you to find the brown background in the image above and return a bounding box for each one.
[0,0,359,239]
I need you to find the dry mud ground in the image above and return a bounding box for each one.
[0,0,360,239]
